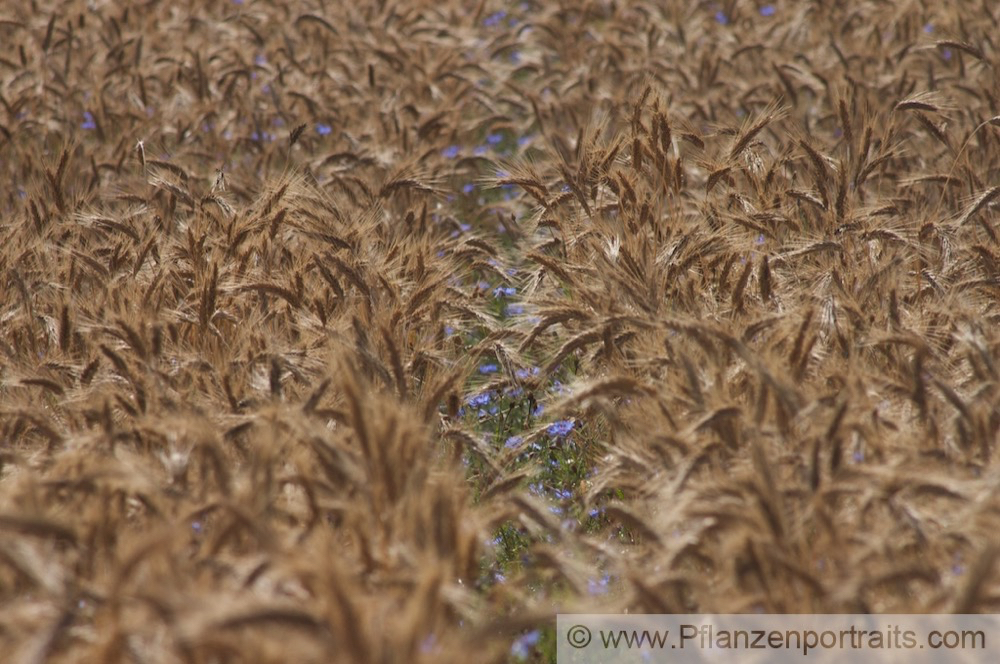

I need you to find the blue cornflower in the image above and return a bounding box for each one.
[588,574,611,595]
[515,366,540,380]
[483,11,507,27]
[479,364,499,375]
[505,435,523,449]
[493,285,517,298]
[588,507,604,518]
[474,145,488,156]
[554,488,573,500]
[757,233,766,245]
[532,403,544,417]
[510,630,540,659]
[487,132,504,145]
[317,123,332,135]
[923,23,933,33]
[459,222,471,232]
[759,5,775,17]
[82,111,96,130]
[547,420,574,437]
[442,144,460,159]
[715,11,728,24]
[506,304,524,316]
[462,183,475,194]
[467,393,492,408]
